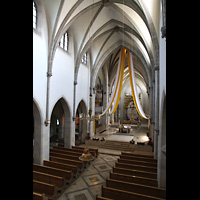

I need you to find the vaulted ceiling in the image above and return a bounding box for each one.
[41,0,160,90]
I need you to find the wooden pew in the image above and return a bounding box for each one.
[115,162,157,173]
[33,192,48,200]
[102,186,164,200]
[113,167,157,179]
[33,171,65,190]
[96,196,113,200]
[33,180,58,200]
[33,164,73,184]
[110,172,158,187]
[120,154,157,164]
[43,160,77,177]
[50,150,88,167]
[121,152,154,159]
[118,158,157,168]
[53,146,97,157]
[106,178,166,199]
[51,148,82,157]
[49,156,84,172]
[72,146,98,157]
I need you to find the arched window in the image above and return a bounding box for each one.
[59,31,69,51]
[33,1,37,29]
[81,53,87,64]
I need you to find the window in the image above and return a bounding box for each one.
[59,32,69,51]
[81,53,87,64]
[33,1,37,29]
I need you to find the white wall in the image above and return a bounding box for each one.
[50,47,74,115]
[157,9,166,188]
[76,63,90,111]
[33,27,90,163]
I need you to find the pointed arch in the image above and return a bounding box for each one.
[33,99,42,164]
[50,97,71,147]
[76,99,88,143]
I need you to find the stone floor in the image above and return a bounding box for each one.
[93,125,150,143]
[57,125,153,200]
[57,153,120,200]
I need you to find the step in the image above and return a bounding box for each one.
[99,146,132,151]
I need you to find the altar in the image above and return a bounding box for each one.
[119,124,131,133]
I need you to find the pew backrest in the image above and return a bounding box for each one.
[43,160,77,176]
[33,170,65,190]
[33,192,48,200]
[72,146,98,157]
[115,162,157,173]
[106,178,166,199]
[50,156,84,172]
[121,152,154,159]
[51,148,82,157]
[120,155,157,163]
[118,158,157,168]
[50,151,88,167]
[33,163,73,183]
[33,180,58,199]
[113,167,157,179]
[110,172,158,187]
[96,195,113,200]
[102,186,164,200]
[54,146,96,157]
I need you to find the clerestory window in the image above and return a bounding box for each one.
[33,1,37,29]
[81,53,87,64]
[59,31,69,51]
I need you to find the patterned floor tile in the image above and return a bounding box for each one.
[65,177,88,193]
[93,163,112,172]
[102,155,117,162]
[65,189,93,200]
[82,174,105,186]
[106,161,116,167]
[99,171,111,180]
[88,184,103,197]
[92,157,106,165]
[82,165,99,176]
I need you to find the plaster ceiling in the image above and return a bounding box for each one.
[42,0,160,89]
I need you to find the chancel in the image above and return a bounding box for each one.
[33,0,166,199]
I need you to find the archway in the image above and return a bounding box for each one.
[33,100,42,164]
[50,98,71,147]
[75,100,87,144]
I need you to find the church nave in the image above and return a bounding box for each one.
[33,0,166,197]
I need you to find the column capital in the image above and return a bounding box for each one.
[154,65,159,71]
[161,26,166,39]
[47,72,52,77]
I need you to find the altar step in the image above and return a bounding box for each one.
[99,140,133,152]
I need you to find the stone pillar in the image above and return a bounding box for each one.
[70,119,75,147]
[149,86,154,140]
[154,65,159,159]
[161,0,166,38]
[40,125,50,164]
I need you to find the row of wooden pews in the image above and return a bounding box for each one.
[33,145,98,200]
[97,152,166,200]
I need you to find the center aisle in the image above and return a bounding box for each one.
[57,153,120,200]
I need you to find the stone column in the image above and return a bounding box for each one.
[154,65,159,159]
[161,0,166,38]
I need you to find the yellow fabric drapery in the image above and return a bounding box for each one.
[99,48,126,117]
[110,48,126,115]
[127,51,149,120]
[98,48,149,122]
